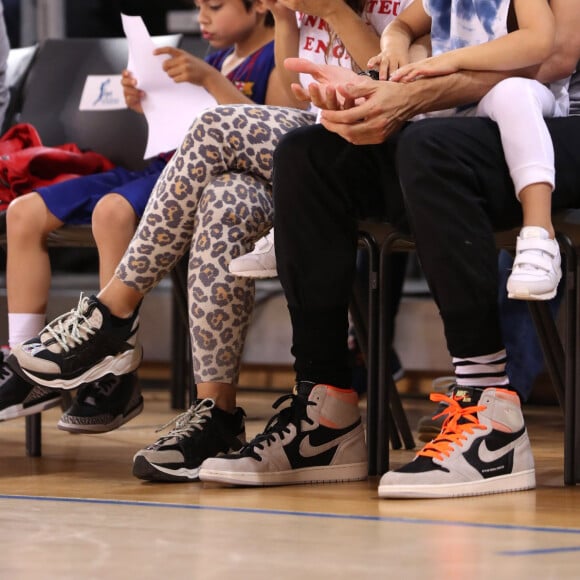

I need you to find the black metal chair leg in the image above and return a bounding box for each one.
[356,232,379,475]
[25,414,41,457]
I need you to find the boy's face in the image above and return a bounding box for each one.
[195,0,262,49]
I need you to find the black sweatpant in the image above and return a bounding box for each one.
[273,116,580,386]
[273,124,406,387]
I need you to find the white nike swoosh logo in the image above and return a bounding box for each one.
[23,343,45,356]
[299,431,351,458]
[477,435,523,463]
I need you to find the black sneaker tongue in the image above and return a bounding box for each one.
[450,385,484,407]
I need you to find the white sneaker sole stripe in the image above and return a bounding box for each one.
[57,400,144,433]
[19,347,143,390]
[199,462,368,486]
[229,269,278,279]
[378,469,536,499]
[0,396,62,421]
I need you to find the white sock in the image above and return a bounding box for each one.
[452,349,510,388]
[8,313,46,350]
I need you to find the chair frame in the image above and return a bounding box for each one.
[358,210,580,485]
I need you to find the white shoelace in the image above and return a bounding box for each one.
[42,294,96,353]
[154,398,215,441]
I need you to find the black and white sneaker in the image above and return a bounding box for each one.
[132,399,247,482]
[7,294,142,390]
[379,386,536,499]
[0,352,61,421]
[58,372,144,433]
[199,382,368,486]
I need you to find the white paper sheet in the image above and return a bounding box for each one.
[122,14,217,159]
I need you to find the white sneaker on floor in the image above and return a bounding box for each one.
[229,230,277,278]
[507,226,561,300]
[379,386,536,499]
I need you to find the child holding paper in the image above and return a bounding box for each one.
[0,0,297,432]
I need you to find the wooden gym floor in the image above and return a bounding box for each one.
[0,380,579,579]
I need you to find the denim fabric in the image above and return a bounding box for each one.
[498,250,563,401]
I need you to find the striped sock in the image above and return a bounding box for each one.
[452,349,510,388]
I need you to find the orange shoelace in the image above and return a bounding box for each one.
[417,392,487,461]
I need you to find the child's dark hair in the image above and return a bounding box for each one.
[243,0,275,27]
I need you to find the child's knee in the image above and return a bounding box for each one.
[6,193,47,237]
[92,193,137,231]
[479,78,547,117]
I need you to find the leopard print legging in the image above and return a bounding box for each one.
[115,105,315,384]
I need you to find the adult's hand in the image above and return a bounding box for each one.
[321,81,416,144]
[285,57,414,143]
[284,57,360,104]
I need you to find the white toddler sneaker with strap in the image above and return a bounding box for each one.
[507,226,561,300]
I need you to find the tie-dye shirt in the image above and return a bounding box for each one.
[423,0,569,115]
[423,0,509,56]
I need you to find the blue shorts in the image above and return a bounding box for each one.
[37,156,168,225]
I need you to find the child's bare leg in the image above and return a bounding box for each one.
[96,275,143,319]
[197,382,237,413]
[519,182,555,238]
[6,193,63,315]
[91,193,139,288]
[90,193,143,318]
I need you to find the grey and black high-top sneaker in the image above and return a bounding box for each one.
[7,294,142,389]
[133,398,247,482]
[58,372,143,433]
[0,352,61,421]
[379,386,536,499]
[199,382,368,486]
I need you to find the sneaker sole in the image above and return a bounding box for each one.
[229,268,278,279]
[378,469,536,499]
[16,347,143,390]
[199,462,368,486]
[508,288,557,300]
[57,398,144,434]
[132,455,201,482]
[0,395,62,421]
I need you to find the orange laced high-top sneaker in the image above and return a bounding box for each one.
[379,386,535,499]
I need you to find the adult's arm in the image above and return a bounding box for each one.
[290,0,580,144]
[285,58,513,144]
[536,0,580,83]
